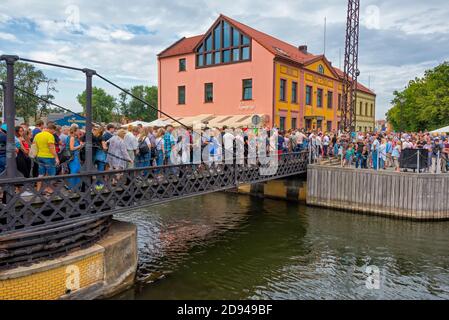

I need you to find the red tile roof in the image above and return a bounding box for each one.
[158,34,204,58]
[221,15,316,65]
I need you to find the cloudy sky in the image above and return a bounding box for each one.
[1,0,448,119]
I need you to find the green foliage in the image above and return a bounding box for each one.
[387,62,449,131]
[118,86,158,122]
[77,87,117,123]
[0,62,57,121]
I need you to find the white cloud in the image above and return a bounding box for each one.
[110,29,135,41]
[0,13,11,24]
[0,32,18,42]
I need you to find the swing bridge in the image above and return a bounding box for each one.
[0,55,309,269]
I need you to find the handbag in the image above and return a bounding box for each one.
[29,143,38,159]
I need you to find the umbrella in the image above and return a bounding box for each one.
[431,125,449,134]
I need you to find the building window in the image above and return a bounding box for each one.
[292,81,298,103]
[317,119,322,130]
[327,91,333,109]
[365,102,368,116]
[317,88,323,107]
[327,121,332,132]
[291,118,297,130]
[280,117,286,132]
[280,79,287,102]
[197,55,204,67]
[338,94,342,110]
[204,83,213,103]
[306,85,312,106]
[178,86,186,105]
[371,104,374,117]
[242,79,252,100]
[359,102,363,115]
[179,58,186,72]
[196,19,251,68]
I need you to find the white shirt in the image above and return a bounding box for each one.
[124,132,138,151]
[223,132,235,153]
[296,132,306,144]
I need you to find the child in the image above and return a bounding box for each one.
[344,144,355,167]
[361,145,369,169]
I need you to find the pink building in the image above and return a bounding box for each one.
[157,14,299,126]
[158,14,374,131]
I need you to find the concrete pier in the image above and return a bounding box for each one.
[0,220,137,300]
[237,177,307,202]
[307,165,449,220]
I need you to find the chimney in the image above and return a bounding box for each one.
[298,45,308,54]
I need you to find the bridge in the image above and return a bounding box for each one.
[0,55,309,269]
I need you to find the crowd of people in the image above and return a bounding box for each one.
[304,130,449,173]
[0,120,448,195]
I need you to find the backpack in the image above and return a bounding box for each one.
[138,138,150,155]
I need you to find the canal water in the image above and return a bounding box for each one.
[113,192,449,300]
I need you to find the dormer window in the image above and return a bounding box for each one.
[196,19,251,68]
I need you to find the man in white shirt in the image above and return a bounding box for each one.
[124,126,139,168]
[295,131,306,151]
[222,128,235,164]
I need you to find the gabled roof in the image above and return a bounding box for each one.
[157,14,318,64]
[333,67,376,96]
[303,54,341,79]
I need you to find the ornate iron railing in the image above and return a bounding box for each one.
[0,152,308,268]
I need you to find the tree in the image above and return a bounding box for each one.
[0,62,57,122]
[387,62,449,132]
[118,85,158,122]
[77,87,117,123]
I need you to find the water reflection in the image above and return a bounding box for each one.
[113,192,449,300]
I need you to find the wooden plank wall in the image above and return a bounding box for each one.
[306,165,449,220]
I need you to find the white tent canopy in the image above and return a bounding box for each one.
[121,121,152,128]
[431,125,449,134]
[148,119,170,127]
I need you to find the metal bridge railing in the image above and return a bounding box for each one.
[0,151,308,269]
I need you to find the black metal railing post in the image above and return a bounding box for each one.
[0,55,19,180]
[82,68,96,172]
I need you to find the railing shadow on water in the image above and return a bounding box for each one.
[0,152,308,269]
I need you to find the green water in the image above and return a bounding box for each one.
[113,192,449,300]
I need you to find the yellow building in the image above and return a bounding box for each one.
[355,87,376,132]
[274,55,345,132]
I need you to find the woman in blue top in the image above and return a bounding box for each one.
[67,126,83,190]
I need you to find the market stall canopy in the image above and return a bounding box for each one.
[431,125,449,134]
[148,119,171,127]
[121,121,153,128]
